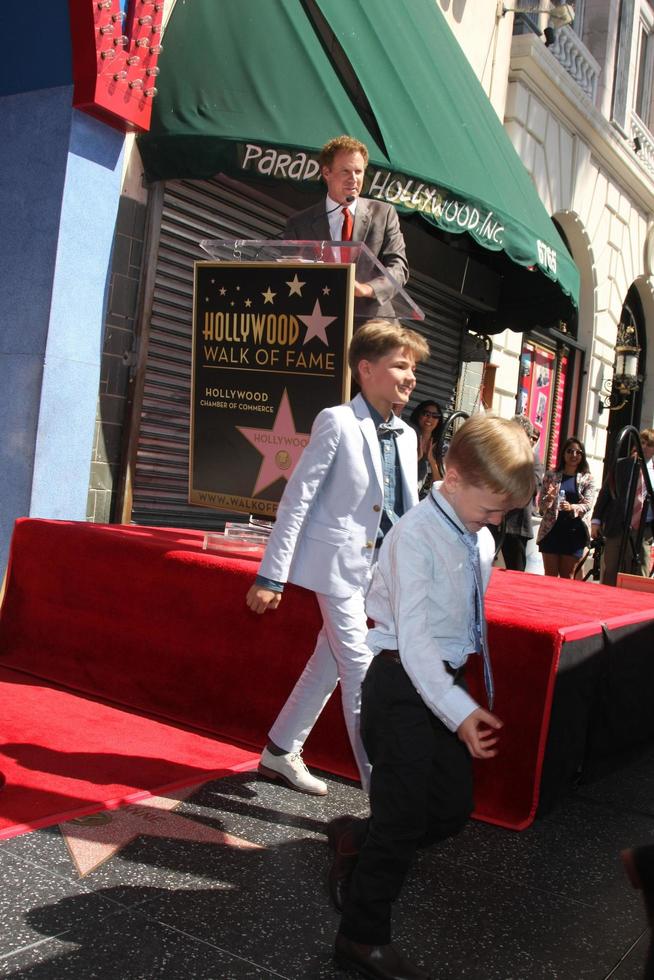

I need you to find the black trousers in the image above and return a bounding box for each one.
[501,533,528,572]
[339,653,473,945]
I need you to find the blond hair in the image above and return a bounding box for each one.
[446,415,535,507]
[640,428,654,447]
[348,320,429,382]
[320,136,369,169]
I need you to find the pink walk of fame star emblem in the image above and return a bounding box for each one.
[236,390,310,497]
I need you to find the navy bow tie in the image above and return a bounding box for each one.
[377,422,403,437]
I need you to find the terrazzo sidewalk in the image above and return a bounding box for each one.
[0,744,652,979]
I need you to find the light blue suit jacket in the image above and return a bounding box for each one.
[258,393,418,597]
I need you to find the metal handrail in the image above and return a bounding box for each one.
[435,410,469,473]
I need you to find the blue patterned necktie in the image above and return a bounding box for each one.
[462,531,495,710]
[429,494,495,709]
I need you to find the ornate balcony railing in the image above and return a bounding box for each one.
[548,26,600,102]
[630,111,654,177]
[513,12,599,103]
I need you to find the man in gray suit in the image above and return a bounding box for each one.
[284,135,409,319]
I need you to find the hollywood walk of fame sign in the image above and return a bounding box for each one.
[189,261,353,517]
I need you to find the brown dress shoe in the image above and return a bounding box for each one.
[622,847,654,979]
[334,934,432,979]
[622,846,654,924]
[326,815,362,913]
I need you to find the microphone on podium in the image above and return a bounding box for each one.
[325,194,355,216]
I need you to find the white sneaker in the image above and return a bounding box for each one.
[258,747,328,796]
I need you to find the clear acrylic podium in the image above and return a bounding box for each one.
[199,239,425,321]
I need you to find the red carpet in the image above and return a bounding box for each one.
[469,570,654,829]
[0,669,258,839]
[2,519,654,835]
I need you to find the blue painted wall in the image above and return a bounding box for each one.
[0,79,125,573]
[0,5,73,96]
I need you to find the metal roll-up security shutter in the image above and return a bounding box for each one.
[131,175,290,528]
[130,179,467,527]
[404,271,465,414]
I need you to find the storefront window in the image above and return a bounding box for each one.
[518,341,556,464]
[518,339,577,468]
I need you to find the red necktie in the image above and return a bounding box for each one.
[341,207,353,241]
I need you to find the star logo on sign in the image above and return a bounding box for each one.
[245,298,252,308]
[298,299,337,346]
[59,784,262,878]
[219,287,227,296]
[262,287,276,305]
[237,389,310,496]
[286,274,305,297]
[322,286,331,295]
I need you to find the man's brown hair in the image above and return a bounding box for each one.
[319,136,369,170]
[446,415,536,508]
[347,320,429,382]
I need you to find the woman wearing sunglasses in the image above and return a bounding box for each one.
[408,399,444,499]
[536,437,595,577]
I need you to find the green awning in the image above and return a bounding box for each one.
[138,0,391,180]
[139,0,579,323]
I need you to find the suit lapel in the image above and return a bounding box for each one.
[352,394,383,490]
[308,204,330,241]
[396,429,418,508]
[353,199,371,242]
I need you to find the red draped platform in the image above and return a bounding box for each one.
[1,518,654,836]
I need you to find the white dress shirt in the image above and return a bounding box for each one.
[366,485,495,732]
[326,194,357,241]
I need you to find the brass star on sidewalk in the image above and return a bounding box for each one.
[59,785,263,878]
[286,274,305,297]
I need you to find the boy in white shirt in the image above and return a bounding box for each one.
[330,415,535,980]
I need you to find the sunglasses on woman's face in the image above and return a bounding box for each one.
[421,411,441,419]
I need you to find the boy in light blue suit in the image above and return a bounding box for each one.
[246,320,429,794]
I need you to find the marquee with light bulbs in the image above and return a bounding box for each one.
[68,0,164,132]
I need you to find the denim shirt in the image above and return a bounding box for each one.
[363,398,405,542]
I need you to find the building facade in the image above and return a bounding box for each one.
[442,0,654,482]
[91,0,583,532]
[4,1,654,574]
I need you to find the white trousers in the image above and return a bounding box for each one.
[268,589,373,791]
